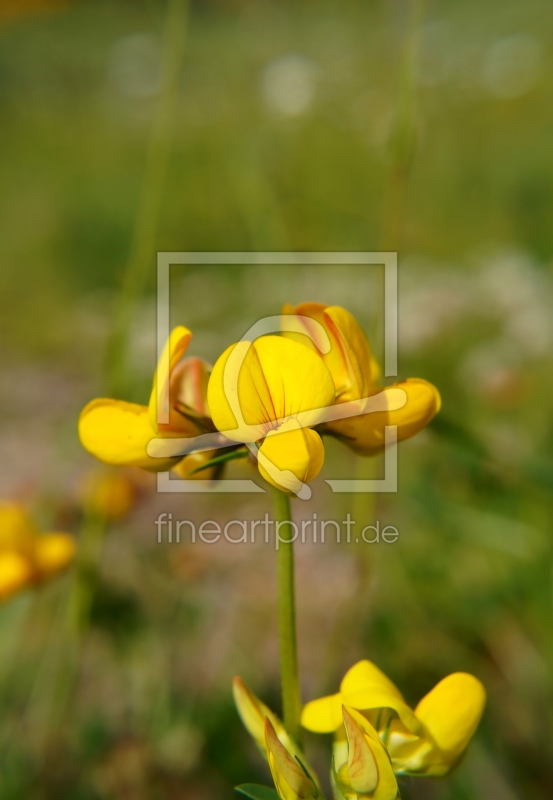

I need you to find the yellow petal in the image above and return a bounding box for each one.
[339,663,419,734]
[283,303,378,402]
[414,673,486,762]
[385,720,434,776]
[343,708,399,800]
[340,660,404,700]
[342,706,379,793]
[258,426,325,493]
[324,306,375,400]
[34,533,75,579]
[233,677,300,759]
[170,356,212,418]
[265,719,319,800]
[79,398,181,471]
[0,552,33,600]
[208,336,336,442]
[301,693,344,733]
[282,302,330,354]
[0,502,37,557]
[283,302,352,392]
[233,676,280,755]
[148,326,193,433]
[324,378,441,456]
[343,689,421,735]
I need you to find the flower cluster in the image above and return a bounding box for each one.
[79,304,441,494]
[234,658,486,800]
[76,300,485,795]
[0,502,75,601]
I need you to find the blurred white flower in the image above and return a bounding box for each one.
[107,33,162,99]
[416,21,486,100]
[399,267,471,353]
[400,250,552,359]
[457,339,523,401]
[482,34,543,99]
[262,54,318,117]
[477,252,552,356]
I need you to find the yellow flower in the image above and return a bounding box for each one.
[207,336,335,494]
[301,660,486,777]
[80,469,136,520]
[79,327,219,475]
[233,677,321,800]
[0,502,75,601]
[233,677,397,800]
[283,303,441,455]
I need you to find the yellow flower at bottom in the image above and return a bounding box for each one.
[233,677,396,800]
[233,677,321,800]
[301,660,486,777]
[265,719,321,800]
[283,303,441,455]
[207,336,336,494]
[335,707,398,800]
[0,502,75,601]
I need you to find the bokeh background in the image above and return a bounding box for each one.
[1,0,553,797]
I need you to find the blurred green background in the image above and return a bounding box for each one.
[1,0,553,797]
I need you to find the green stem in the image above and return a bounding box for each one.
[105,0,188,397]
[380,0,425,251]
[271,487,302,744]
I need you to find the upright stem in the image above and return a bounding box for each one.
[380,0,425,251]
[105,0,188,397]
[272,487,302,744]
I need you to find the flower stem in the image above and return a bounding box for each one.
[105,0,188,397]
[271,487,302,744]
[380,0,425,251]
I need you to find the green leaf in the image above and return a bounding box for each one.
[235,784,280,800]
[188,448,248,475]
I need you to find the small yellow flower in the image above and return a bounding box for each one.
[283,303,441,455]
[301,659,486,777]
[207,336,336,494]
[233,677,321,800]
[0,502,75,601]
[80,469,136,520]
[233,677,398,800]
[79,327,219,475]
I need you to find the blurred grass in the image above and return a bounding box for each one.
[1,0,553,798]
